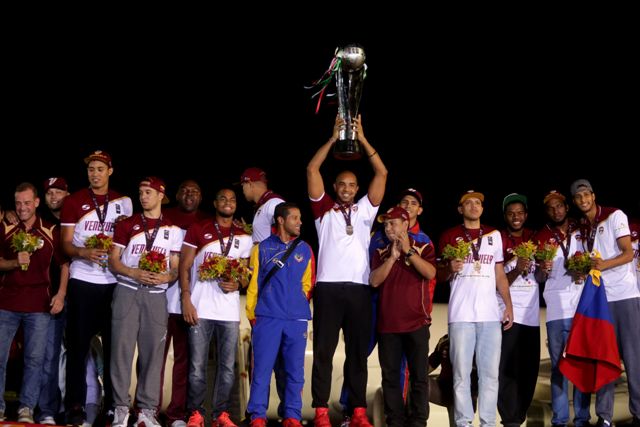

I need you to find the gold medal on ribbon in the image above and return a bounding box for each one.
[474,260,481,272]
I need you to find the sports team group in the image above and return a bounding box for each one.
[1,116,639,427]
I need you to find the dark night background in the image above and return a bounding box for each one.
[2,28,637,301]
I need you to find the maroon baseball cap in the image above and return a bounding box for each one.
[43,177,68,192]
[237,167,267,184]
[84,150,112,168]
[398,188,423,206]
[377,206,410,223]
[139,176,170,204]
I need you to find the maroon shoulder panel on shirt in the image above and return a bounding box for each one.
[310,193,335,220]
[60,188,126,224]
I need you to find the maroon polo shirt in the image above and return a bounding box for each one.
[372,237,437,334]
[0,216,66,312]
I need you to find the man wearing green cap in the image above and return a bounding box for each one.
[497,193,540,427]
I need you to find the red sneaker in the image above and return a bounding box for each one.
[349,408,372,427]
[213,412,237,427]
[282,418,303,427]
[249,418,266,427]
[314,408,331,427]
[187,410,204,427]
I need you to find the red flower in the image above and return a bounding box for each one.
[138,250,167,273]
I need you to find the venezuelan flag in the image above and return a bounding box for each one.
[558,269,622,393]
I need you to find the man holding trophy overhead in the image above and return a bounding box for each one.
[307,45,388,424]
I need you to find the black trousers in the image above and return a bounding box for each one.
[64,279,115,414]
[311,282,372,410]
[379,325,430,427]
[497,322,540,426]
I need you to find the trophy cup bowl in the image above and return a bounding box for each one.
[341,45,366,71]
[333,44,366,160]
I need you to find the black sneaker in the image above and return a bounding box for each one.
[67,405,86,426]
[94,408,115,427]
[596,417,612,427]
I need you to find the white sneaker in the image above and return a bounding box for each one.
[171,421,187,427]
[136,408,161,427]
[112,406,130,427]
[0,410,6,422]
[18,407,34,423]
[41,415,56,425]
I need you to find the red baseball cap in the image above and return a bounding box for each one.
[237,167,267,184]
[84,150,112,168]
[139,176,170,204]
[377,206,410,223]
[43,177,68,192]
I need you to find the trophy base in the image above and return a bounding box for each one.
[333,139,362,160]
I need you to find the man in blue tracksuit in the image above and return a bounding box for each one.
[246,202,315,427]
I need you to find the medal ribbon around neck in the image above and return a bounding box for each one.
[583,205,602,253]
[462,225,483,261]
[338,203,353,235]
[546,223,571,260]
[89,188,109,232]
[141,213,162,252]
[214,222,234,256]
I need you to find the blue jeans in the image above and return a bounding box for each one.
[0,310,50,411]
[38,311,65,419]
[449,321,501,427]
[187,319,239,418]
[547,318,591,426]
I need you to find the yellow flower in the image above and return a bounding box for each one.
[442,240,471,261]
[512,241,537,260]
[11,230,44,254]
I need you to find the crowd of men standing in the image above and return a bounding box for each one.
[0,115,639,427]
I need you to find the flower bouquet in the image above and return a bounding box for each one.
[138,250,167,273]
[511,240,538,276]
[11,230,44,271]
[85,233,113,250]
[566,251,592,283]
[198,254,250,284]
[85,233,113,270]
[534,241,559,262]
[442,240,471,261]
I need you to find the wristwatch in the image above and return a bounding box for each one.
[405,248,417,264]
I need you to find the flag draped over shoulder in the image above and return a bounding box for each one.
[558,269,622,393]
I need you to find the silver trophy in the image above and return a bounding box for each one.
[333,44,366,160]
